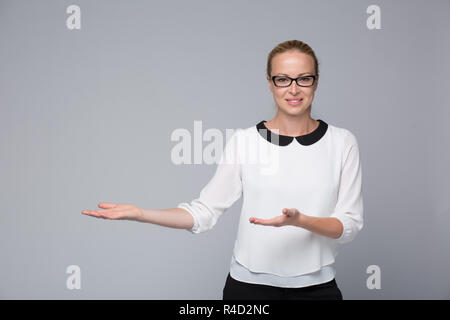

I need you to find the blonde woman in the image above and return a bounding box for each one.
[82,40,363,300]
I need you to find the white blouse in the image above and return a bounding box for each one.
[178,119,363,280]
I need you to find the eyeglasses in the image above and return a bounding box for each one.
[271,75,317,87]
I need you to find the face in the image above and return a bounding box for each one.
[267,50,318,117]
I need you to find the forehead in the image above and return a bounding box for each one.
[271,51,315,74]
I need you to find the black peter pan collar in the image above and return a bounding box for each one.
[256,119,328,146]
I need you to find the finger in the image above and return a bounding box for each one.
[97,209,121,219]
[82,209,116,219]
[249,217,278,226]
[81,210,102,218]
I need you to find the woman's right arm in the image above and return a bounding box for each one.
[82,128,243,233]
[137,207,194,230]
[82,202,194,230]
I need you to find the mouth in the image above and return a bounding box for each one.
[285,98,303,106]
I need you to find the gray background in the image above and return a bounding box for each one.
[1,0,449,299]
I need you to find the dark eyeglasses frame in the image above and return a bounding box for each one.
[270,75,317,87]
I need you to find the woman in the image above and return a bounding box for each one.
[82,40,363,300]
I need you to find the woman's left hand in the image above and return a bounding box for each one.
[249,208,303,227]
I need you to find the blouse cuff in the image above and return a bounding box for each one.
[177,203,200,234]
[330,211,353,244]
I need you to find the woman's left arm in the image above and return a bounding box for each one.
[249,130,363,243]
[249,208,343,239]
[327,131,364,244]
[294,214,344,239]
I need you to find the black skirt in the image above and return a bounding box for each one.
[222,272,343,300]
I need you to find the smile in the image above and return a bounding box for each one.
[285,98,303,106]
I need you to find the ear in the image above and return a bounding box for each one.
[313,76,319,91]
[267,75,274,93]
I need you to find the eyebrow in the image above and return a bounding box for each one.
[276,73,314,76]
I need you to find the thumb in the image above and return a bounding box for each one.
[98,202,116,208]
[282,208,295,216]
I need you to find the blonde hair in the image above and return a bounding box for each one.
[266,39,319,78]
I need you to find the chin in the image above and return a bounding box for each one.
[280,104,310,116]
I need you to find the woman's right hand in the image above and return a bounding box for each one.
[81,202,143,221]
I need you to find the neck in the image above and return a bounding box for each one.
[267,112,318,137]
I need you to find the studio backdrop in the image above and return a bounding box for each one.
[0,0,449,299]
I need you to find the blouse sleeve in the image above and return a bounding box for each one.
[330,130,364,244]
[177,129,243,234]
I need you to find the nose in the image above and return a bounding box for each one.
[288,80,301,94]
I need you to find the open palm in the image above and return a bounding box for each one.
[249,208,302,227]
